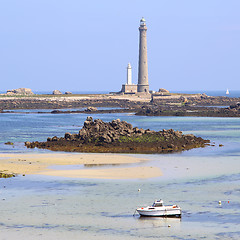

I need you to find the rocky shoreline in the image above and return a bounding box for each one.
[25,117,210,154]
[0,97,136,110]
[0,172,16,178]
[0,94,240,117]
[136,103,240,117]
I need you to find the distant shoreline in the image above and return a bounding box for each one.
[1,90,239,97]
[0,93,240,118]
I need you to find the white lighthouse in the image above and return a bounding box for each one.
[120,63,137,93]
[127,63,132,85]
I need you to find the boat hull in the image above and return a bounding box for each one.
[137,207,181,217]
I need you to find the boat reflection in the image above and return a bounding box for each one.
[137,216,181,228]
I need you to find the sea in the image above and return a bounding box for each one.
[0,96,240,239]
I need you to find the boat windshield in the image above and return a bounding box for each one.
[153,201,163,207]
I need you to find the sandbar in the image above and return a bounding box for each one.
[0,153,162,179]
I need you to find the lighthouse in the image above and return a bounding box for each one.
[137,17,149,93]
[127,63,132,85]
[119,18,150,95]
[120,63,137,93]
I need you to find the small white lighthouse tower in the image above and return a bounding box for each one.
[120,63,137,93]
[127,63,132,85]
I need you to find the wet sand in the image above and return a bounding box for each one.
[0,153,162,179]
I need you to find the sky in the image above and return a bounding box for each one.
[0,0,240,93]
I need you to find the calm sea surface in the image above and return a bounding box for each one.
[0,111,240,240]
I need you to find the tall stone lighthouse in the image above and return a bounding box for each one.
[119,18,150,95]
[137,17,149,93]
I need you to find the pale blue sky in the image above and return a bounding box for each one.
[0,0,239,92]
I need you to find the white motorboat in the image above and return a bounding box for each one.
[136,200,181,217]
[226,89,229,95]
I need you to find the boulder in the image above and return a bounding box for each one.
[158,88,170,93]
[65,91,72,95]
[25,141,31,147]
[179,96,188,103]
[184,134,195,138]
[86,116,93,122]
[51,110,61,114]
[52,90,62,95]
[99,134,112,143]
[137,128,145,134]
[229,103,240,110]
[64,132,72,140]
[201,93,208,99]
[85,107,97,112]
[6,88,34,95]
[174,131,183,138]
[52,136,59,141]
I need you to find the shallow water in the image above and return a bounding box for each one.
[0,112,240,239]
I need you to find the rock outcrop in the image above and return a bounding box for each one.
[158,88,170,93]
[6,88,34,95]
[136,104,240,117]
[52,90,62,95]
[0,172,16,178]
[85,107,98,112]
[228,102,240,111]
[0,98,137,111]
[25,117,210,154]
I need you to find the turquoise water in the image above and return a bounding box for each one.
[0,112,240,239]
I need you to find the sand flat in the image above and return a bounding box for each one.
[38,166,162,179]
[0,153,161,179]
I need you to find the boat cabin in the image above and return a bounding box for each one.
[152,200,163,207]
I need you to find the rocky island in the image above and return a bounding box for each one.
[25,117,210,154]
[136,102,240,117]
